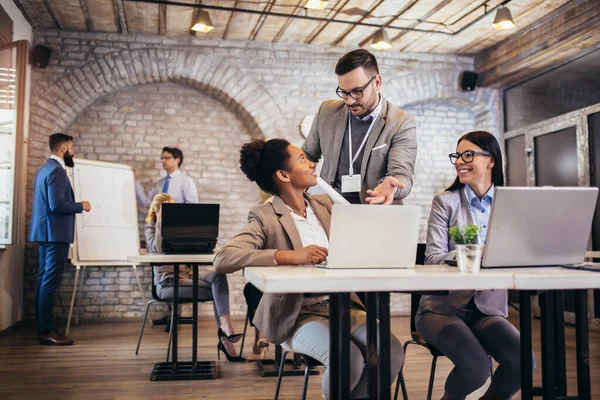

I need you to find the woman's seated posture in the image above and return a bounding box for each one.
[418,130,533,400]
[214,138,404,399]
[145,193,244,362]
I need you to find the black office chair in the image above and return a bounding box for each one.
[394,244,494,400]
[274,349,322,400]
[135,268,213,361]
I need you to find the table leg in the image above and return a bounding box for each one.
[575,290,591,399]
[172,263,179,365]
[192,263,198,365]
[366,292,379,400]
[378,292,391,400]
[540,291,556,399]
[553,291,567,397]
[148,263,216,381]
[65,265,81,337]
[519,291,533,400]
[330,293,351,400]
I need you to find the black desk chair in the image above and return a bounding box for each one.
[394,244,493,400]
[135,268,213,361]
[274,349,322,400]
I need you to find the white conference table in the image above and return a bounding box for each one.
[245,265,600,400]
[128,253,215,381]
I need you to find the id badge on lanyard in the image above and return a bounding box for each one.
[341,113,376,193]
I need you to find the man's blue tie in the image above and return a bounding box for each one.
[162,175,170,193]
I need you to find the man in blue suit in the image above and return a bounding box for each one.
[29,133,91,346]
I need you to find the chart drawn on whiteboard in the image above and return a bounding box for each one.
[74,166,136,229]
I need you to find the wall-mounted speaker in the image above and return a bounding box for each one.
[460,71,478,91]
[31,45,52,68]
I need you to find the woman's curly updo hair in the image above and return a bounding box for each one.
[240,138,291,195]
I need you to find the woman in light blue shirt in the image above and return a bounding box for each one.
[417,131,533,400]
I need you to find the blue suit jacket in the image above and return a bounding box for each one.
[29,159,83,243]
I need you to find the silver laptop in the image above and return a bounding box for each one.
[322,204,421,269]
[482,187,598,268]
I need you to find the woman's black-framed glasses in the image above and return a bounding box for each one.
[335,75,376,100]
[448,150,491,164]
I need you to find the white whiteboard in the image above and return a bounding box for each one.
[68,159,139,263]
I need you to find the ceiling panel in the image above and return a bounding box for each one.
[123,0,160,34]
[52,0,88,30]
[89,0,119,31]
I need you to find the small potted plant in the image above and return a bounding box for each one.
[449,224,482,273]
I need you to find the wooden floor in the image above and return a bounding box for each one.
[0,310,599,400]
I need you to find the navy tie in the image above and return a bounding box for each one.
[162,175,170,193]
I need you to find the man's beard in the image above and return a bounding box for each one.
[64,152,75,168]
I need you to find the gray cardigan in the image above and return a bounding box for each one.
[145,221,191,287]
[419,188,508,317]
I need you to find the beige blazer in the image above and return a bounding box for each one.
[214,193,361,344]
[302,96,417,204]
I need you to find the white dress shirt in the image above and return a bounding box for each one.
[49,155,66,170]
[135,169,199,206]
[287,200,329,305]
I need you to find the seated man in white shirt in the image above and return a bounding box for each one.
[135,146,199,206]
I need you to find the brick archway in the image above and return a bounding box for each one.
[28,48,283,149]
[382,70,501,136]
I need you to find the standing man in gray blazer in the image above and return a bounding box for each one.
[302,49,417,205]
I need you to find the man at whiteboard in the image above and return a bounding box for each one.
[134,147,198,206]
[29,133,91,346]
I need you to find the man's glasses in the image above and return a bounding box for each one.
[160,156,173,161]
[448,150,491,164]
[335,75,376,100]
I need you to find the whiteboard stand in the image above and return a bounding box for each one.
[65,159,142,337]
[65,260,146,337]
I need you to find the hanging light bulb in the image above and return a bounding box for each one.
[191,10,214,33]
[305,1,328,10]
[492,6,516,30]
[370,28,392,50]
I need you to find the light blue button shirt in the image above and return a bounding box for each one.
[135,169,198,206]
[464,184,494,244]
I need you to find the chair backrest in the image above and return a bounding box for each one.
[410,244,427,341]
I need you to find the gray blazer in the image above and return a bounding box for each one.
[420,188,508,317]
[214,193,362,344]
[302,97,417,204]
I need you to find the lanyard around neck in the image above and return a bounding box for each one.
[348,113,377,176]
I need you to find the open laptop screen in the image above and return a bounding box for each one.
[161,203,220,241]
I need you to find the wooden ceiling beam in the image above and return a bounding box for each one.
[332,0,386,46]
[158,3,166,35]
[390,0,453,43]
[222,0,239,40]
[356,0,419,47]
[41,0,63,29]
[305,0,351,44]
[272,0,305,43]
[476,0,600,87]
[249,0,276,41]
[113,0,129,33]
[10,0,34,26]
[79,0,95,30]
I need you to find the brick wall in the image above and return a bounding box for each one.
[24,29,501,321]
